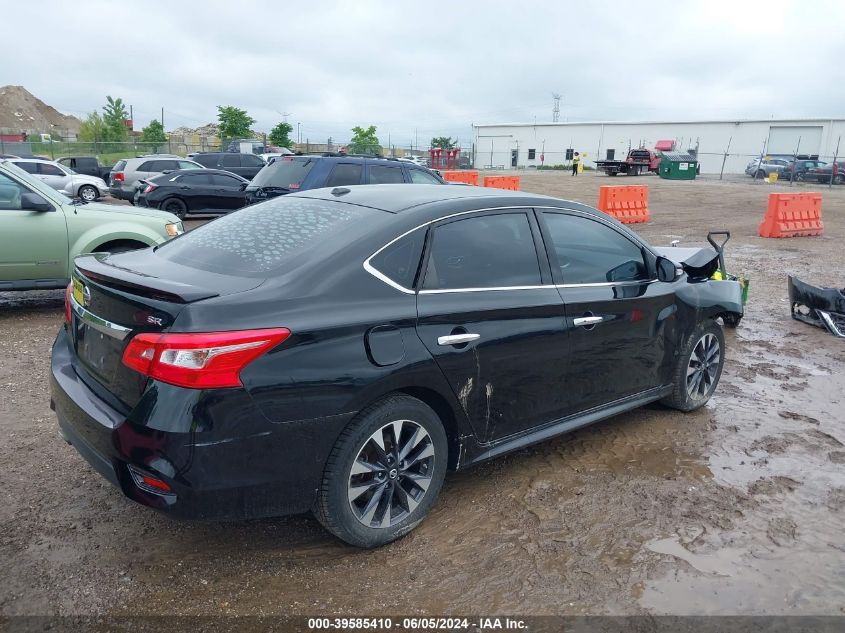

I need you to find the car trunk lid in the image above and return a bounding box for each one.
[69,251,264,410]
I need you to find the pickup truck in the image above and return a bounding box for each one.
[595,149,661,176]
[56,156,113,181]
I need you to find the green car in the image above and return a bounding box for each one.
[0,160,184,291]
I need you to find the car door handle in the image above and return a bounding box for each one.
[573,316,604,327]
[437,333,480,346]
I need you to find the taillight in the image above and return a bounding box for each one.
[114,172,124,182]
[64,281,73,325]
[143,184,157,194]
[121,328,290,389]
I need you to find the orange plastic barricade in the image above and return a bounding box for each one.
[482,175,520,191]
[442,171,479,186]
[759,192,823,238]
[597,185,649,224]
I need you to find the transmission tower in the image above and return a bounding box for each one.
[552,94,561,123]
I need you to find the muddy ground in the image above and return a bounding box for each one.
[1,173,843,618]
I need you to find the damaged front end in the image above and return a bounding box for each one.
[788,275,845,338]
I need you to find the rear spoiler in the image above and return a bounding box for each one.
[74,253,220,303]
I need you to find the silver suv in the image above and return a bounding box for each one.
[109,155,204,201]
[745,158,790,179]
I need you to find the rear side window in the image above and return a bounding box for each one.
[113,160,127,171]
[12,162,38,174]
[156,197,382,275]
[250,157,317,191]
[423,213,541,290]
[211,173,244,186]
[192,155,217,167]
[138,161,157,172]
[326,163,363,187]
[368,165,405,184]
[181,172,212,185]
[368,228,426,290]
[241,154,265,167]
[220,154,240,167]
[542,213,648,284]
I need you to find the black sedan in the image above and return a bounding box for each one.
[134,169,249,217]
[51,185,743,548]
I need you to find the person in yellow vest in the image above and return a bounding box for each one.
[572,152,580,176]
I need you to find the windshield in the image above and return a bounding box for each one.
[250,156,317,190]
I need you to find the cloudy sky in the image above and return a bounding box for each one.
[3,1,843,148]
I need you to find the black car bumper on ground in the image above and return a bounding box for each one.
[50,328,351,520]
[108,186,134,201]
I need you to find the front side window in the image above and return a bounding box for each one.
[326,163,363,187]
[177,160,201,170]
[408,169,440,184]
[369,228,426,290]
[423,213,541,290]
[368,165,404,184]
[0,172,29,210]
[542,213,649,284]
[211,173,243,187]
[220,154,240,167]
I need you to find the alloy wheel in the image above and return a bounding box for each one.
[347,419,435,528]
[686,333,721,401]
[80,187,97,201]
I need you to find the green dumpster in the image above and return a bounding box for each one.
[658,151,698,180]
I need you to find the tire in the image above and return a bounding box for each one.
[160,197,187,219]
[755,170,766,179]
[314,394,448,548]
[834,174,844,185]
[722,313,742,328]
[661,320,725,412]
[78,185,98,202]
[795,173,805,182]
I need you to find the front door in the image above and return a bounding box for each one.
[415,210,571,443]
[538,210,676,413]
[37,162,71,192]
[0,172,68,281]
[209,173,248,210]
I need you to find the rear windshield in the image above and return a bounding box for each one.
[250,156,317,191]
[155,196,382,276]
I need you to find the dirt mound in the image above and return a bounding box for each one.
[0,85,81,132]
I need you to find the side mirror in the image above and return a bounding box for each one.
[656,256,679,283]
[21,192,53,212]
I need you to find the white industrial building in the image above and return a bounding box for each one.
[472,118,845,174]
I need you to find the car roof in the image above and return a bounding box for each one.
[290,183,567,214]
[9,157,54,163]
[152,168,246,179]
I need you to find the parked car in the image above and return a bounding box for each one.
[398,155,427,167]
[134,169,248,217]
[261,150,294,162]
[109,156,204,201]
[781,159,827,181]
[744,158,791,179]
[50,184,742,547]
[9,158,108,201]
[805,162,844,184]
[245,155,446,204]
[0,160,182,291]
[190,152,266,180]
[56,156,113,181]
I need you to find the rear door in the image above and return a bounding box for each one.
[538,210,676,412]
[415,210,571,442]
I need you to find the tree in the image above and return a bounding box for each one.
[349,125,381,155]
[430,136,457,149]
[217,105,255,140]
[102,96,129,142]
[269,121,294,148]
[140,119,168,151]
[77,112,108,143]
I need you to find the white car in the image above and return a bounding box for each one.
[9,158,109,202]
[261,149,294,162]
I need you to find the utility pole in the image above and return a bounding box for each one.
[160,107,164,129]
[552,93,561,123]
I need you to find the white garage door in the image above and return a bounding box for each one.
[767,126,823,155]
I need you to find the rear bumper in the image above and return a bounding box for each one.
[108,186,133,200]
[50,328,352,520]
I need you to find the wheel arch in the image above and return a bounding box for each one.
[394,385,465,470]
